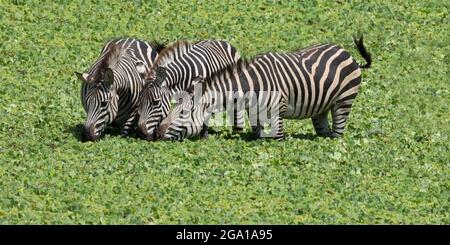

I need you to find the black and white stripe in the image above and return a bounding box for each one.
[75,38,164,141]
[135,40,241,140]
[158,37,372,140]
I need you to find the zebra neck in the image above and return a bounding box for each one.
[164,59,202,90]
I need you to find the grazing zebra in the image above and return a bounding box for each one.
[75,38,164,142]
[135,40,242,140]
[157,36,372,141]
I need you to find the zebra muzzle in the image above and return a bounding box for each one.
[138,123,156,141]
[156,123,170,140]
[82,124,100,142]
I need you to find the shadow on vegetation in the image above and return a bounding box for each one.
[66,124,319,142]
[210,129,320,142]
[66,123,123,142]
[288,133,319,141]
[66,123,84,141]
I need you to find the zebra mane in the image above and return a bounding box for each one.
[86,42,125,83]
[152,40,191,68]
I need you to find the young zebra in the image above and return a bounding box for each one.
[135,40,242,140]
[75,38,164,142]
[157,37,372,140]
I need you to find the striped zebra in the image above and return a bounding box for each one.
[157,36,372,140]
[75,38,164,141]
[135,40,242,140]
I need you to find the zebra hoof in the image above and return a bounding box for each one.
[317,131,341,139]
[329,132,342,139]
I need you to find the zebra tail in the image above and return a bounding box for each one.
[353,35,372,69]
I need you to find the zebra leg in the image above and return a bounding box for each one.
[232,110,245,132]
[248,107,261,139]
[311,110,331,137]
[200,123,209,139]
[268,115,285,140]
[252,117,284,140]
[330,102,353,138]
[199,116,211,139]
[251,124,263,139]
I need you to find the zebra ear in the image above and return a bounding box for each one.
[187,76,204,96]
[75,72,89,83]
[186,85,196,96]
[103,68,114,86]
[156,66,166,77]
[155,66,167,86]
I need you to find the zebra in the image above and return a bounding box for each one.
[135,40,242,140]
[75,38,164,142]
[157,36,372,141]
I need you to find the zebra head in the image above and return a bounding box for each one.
[76,43,124,142]
[136,66,171,140]
[76,69,119,142]
[157,77,208,141]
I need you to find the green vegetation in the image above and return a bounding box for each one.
[0,1,448,224]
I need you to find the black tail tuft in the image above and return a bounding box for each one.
[353,35,372,69]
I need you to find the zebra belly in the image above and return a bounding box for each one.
[283,95,333,120]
